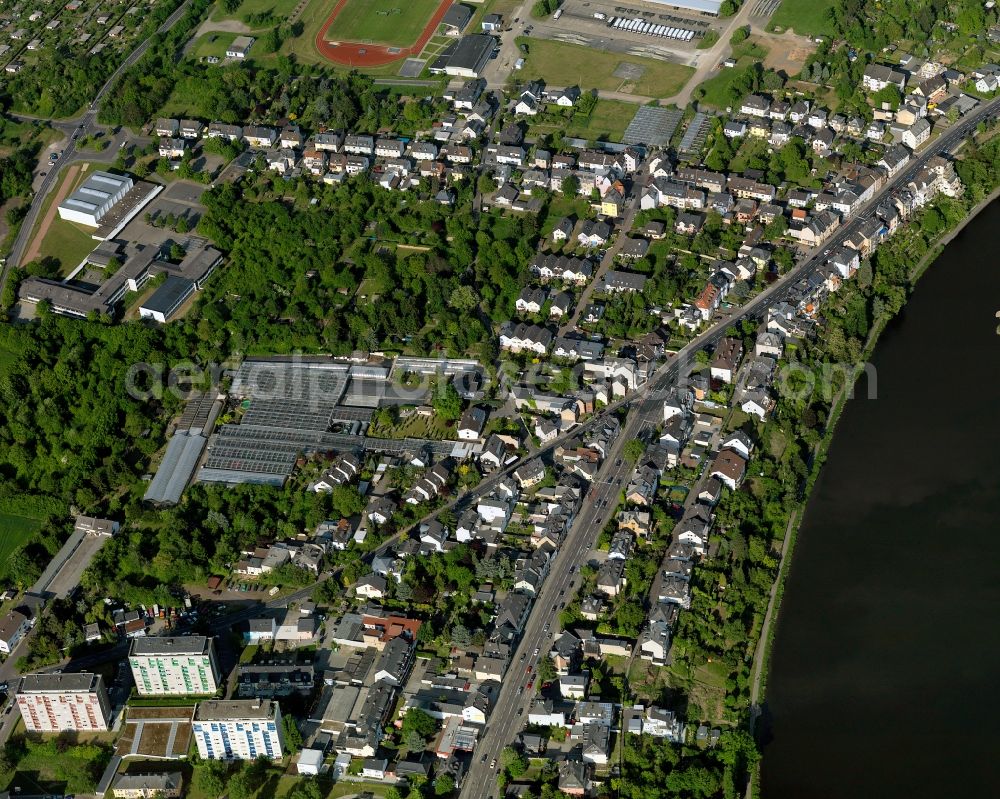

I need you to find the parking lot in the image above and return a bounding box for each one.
[522,0,724,66]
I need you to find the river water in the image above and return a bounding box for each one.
[761,201,1000,797]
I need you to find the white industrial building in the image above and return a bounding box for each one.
[57,171,133,227]
[193,699,285,760]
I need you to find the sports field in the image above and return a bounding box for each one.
[323,0,443,47]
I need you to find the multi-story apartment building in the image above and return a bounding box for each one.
[192,699,285,761]
[16,673,111,732]
[128,636,221,695]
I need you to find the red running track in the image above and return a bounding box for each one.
[315,0,454,67]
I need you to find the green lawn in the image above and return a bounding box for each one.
[211,0,300,25]
[694,58,755,109]
[768,0,837,37]
[0,517,40,576]
[35,216,97,275]
[323,0,441,47]
[25,163,100,274]
[515,38,694,99]
[191,32,241,60]
[564,99,637,143]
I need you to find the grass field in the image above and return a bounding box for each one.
[564,99,637,142]
[192,31,241,60]
[0,518,39,574]
[35,216,97,274]
[25,163,99,273]
[694,57,754,109]
[211,0,300,24]
[515,38,693,100]
[768,0,837,37]
[323,0,441,47]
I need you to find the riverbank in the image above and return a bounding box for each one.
[747,174,1000,797]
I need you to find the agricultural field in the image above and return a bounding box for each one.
[322,0,443,47]
[767,0,837,38]
[514,38,693,100]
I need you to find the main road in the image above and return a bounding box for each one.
[458,97,1000,799]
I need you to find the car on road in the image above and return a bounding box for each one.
[481,753,488,763]
[490,758,497,770]
[518,707,524,716]
[533,647,539,656]
[518,685,524,694]
[560,601,566,608]
[519,652,526,661]
[559,589,565,596]
[526,680,534,690]
[526,665,532,673]
[615,458,623,466]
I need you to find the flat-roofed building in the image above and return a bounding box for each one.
[58,171,133,227]
[139,275,195,323]
[16,672,111,732]
[129,636,221,695]
[193,699,284,760]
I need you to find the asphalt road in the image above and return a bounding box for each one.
[458,98,1000,799]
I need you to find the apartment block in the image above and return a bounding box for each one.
[16,672,111,732]
[193,699,285,760]
[128,636,221,695]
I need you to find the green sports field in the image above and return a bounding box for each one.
[323,0,442,47]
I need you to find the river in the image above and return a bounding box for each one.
[761,201,1000,797]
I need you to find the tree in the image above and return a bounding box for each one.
[228,769,253,799]
[435,774,455,796]
[405,730,426,752]
[501,746,528,777]
[872,85,902,111]
[561,174,580,196]
[623,439,645,462]
[330,485,364,518]
[193,761,226,799]
[287,780,324,799]
[538,656,557,683]
[433,381,463,421]
[730,25,749,45]
[401,708,438,742]
[282,713,303,752]
[448,285,479,311]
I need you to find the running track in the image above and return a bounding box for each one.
[315,0,453,67]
